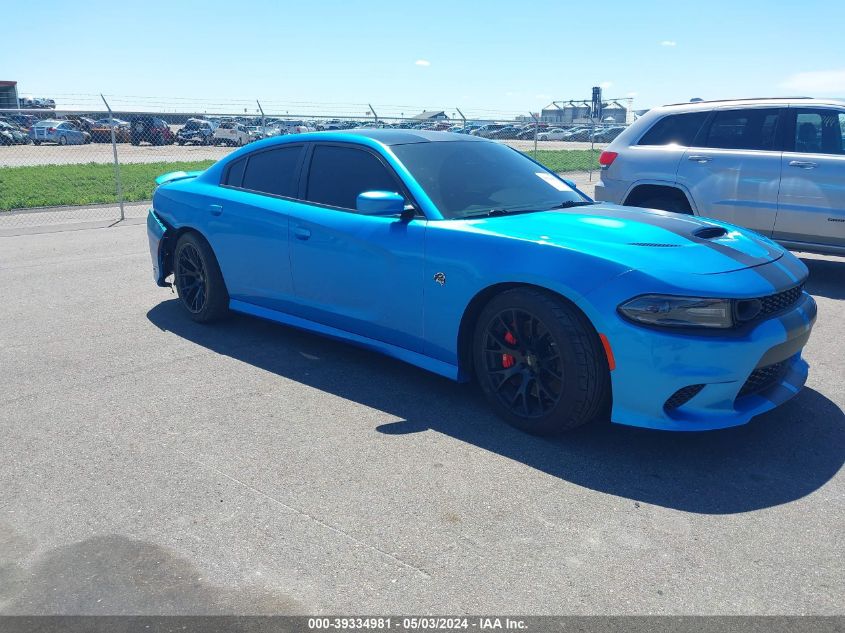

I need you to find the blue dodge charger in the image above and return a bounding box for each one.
[147,130,816,434]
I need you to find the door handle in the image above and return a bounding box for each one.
[294,227,311,241]
[788,160,818,169]
[687,155,712,163]
[208,204,223,216]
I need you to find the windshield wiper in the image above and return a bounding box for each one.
[544,200,597,210]
[460,207,542,219]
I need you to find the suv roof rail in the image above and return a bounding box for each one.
[663,96,813,106]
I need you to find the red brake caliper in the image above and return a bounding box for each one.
[502,331,517,368]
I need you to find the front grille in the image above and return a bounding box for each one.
[664,384,705,412]
[737,360,788,398]
[760,284,804,318]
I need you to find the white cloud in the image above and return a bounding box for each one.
[626,91,638,98]
[414,59,431,67]
[535,93,552,101]
[780,69,845,93]
[660,40,677,47]
[599,81,613,90]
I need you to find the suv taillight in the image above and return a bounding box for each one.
[599,151,618,168]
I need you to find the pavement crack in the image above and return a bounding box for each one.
[171,447,431,580]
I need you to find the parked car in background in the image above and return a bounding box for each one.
[65,116,98,134]
[130,116,176,145]
[91,118,131,143]
[29,120,90,145]
[537,128,570,141]
[471,123,509,138]
[489,125,522,140]
[213,120,251,146]
[590,126,626,143]
[245,126,265,142]
[0,120,31,144]
[5,114,38,130]
[594,97,845,256]
[176,118,216,145]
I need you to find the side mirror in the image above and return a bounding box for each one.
[356,191,405,216]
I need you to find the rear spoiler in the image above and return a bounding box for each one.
[154,170,204,186]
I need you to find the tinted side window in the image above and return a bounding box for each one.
[702,108,780,150]
[792,109,845,155]
[224,157,246,187]
[240,146,303,197]
[306,145,398,210]
[638,112,709,146]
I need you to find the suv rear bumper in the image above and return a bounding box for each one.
[593,177,626,204]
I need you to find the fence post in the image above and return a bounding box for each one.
[368,103,379,124]
[456,107,467,131]
[589,119,596,183]
[257,99,265,135]
[530,111,539,158]
[101,94,125,222]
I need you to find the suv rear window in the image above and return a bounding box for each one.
[637,112,708,146]
[702,108,780,151]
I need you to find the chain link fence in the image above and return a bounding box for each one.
[0,98,628,230]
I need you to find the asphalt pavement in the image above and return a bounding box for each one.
[0,223,842,615]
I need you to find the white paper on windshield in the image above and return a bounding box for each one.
[535,172,570,191]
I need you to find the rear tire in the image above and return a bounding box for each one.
[173,232,229,323]
[473,288,609,435]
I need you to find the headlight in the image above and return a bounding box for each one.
[619,295,734,329]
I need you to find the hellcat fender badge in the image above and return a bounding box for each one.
[433,272,446,286]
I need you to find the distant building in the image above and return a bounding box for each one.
[411,110,448,120]
[0,81,19,109]
[541,100,631,125]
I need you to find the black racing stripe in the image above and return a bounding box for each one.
[757,330,811,367]
[564,206,792,288]
[775,250,810,282]
[778,307,810,339]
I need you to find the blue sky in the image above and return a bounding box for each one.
[3,0,844,117]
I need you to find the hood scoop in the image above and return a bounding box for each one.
[628,242,680,247]
[693,226,728,240]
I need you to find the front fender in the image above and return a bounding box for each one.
[422,224,629,374]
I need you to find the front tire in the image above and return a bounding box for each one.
[173,232,229,323]
[473,288,609,435]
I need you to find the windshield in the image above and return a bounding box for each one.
[391,141,585,219]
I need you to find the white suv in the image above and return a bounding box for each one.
[594,97,845,256]
[213,120,251,147]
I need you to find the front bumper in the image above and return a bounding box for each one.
[600,287,817,431]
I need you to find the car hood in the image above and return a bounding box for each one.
[458,203,784,275]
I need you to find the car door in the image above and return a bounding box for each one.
[286,142,426,351]
[203,144,306,312]
[774,106,845,249]
[674,106,783,234]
